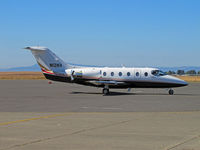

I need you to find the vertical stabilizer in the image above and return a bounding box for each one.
[25,46,71,74]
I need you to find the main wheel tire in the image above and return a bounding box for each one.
[103,89,109,95]
[169,89,174,95]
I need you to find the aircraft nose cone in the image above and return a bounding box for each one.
[166,75,188,87]
[181,80,188,86]
[175,78,188,87]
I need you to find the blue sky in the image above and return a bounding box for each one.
[0,0,199,68]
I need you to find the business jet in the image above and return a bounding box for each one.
[25,46,188,95]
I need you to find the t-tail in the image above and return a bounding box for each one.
[24,46,73,76]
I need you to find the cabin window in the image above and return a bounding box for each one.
[103,72,107,76]
[144,72,148,77]
[127,72,131,76]
[136,72,139,77]
[111,72,114,76]
[119,72,122,76]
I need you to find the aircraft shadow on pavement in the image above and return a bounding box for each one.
[70,91,196,96]
[71,91,135,96]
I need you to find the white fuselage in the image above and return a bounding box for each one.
[65,67,188,88]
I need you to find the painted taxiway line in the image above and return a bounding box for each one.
[1,111,200,126]
[0,113,73,126]
[0,112,125,126]
[80,107,122,110]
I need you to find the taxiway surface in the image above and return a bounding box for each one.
[0,80,199,112]
[0,80,200,150]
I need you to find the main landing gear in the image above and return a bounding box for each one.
[102,85,110,96]
[168,89,174,95]
[102,88,110,95]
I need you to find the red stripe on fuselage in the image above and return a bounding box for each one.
[41,68,55,75]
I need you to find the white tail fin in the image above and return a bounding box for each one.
[25,46,72,74]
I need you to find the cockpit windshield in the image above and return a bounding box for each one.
[151,70,166,76]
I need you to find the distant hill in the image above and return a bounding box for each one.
[0,64,200,72]
[0,63,102,72]
[0,64,40,72]
[158,66,200,72]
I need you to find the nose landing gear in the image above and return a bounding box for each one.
[168,89,174,95]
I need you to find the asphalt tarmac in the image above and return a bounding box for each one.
[0,80,200,150]
[0,80,199,112]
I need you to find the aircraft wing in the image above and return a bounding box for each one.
[88,80,127,86]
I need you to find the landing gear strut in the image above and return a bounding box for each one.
[168,89,174,95]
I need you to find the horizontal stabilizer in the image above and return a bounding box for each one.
[24,46,48,51]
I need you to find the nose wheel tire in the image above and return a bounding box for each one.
[168,89,174,95]
[103,88,109,95]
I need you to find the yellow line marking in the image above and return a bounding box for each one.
[0,113,73,126]
[1,111,200,126]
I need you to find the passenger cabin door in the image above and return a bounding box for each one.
[99,70,102,79]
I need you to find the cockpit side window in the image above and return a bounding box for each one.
[151,70,159,76]
[151,70,166,76]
